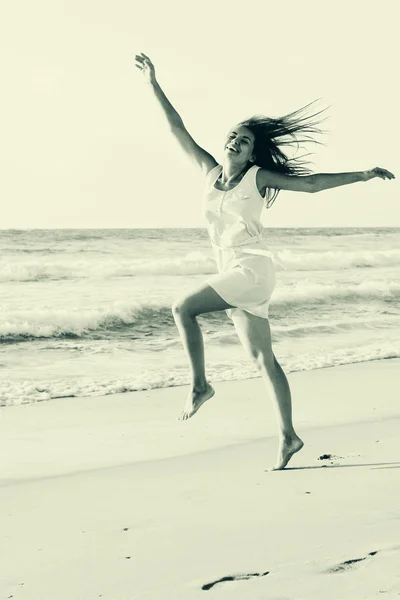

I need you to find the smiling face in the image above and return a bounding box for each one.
[224,125,256,165]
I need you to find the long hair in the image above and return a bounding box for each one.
[239,100,328,208]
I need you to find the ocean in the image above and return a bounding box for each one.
[1,227,400,406]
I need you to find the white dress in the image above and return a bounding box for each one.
[203,164,278,321]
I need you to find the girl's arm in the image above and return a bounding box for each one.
[135,53,218,175]
[310,168,395,192]
[257,167,395,195]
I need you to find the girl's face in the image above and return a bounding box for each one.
[224,126,256,164]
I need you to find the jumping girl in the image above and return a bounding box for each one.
[134,52,394,470]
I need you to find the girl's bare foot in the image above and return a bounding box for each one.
[178,383,215,420]
[266,435,304,471]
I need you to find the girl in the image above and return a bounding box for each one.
[134,52,394,470]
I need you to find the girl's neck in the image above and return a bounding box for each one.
[221,161,251,184]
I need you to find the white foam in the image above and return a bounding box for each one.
[2,344,400,407]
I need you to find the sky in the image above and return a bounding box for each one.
[1,0,399,228]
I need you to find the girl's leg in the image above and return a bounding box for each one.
[231,309,303,469]
[172,282,234,420]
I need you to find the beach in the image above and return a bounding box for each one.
[2,358,400,599]
[3,0,399,595]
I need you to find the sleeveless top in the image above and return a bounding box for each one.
[203,164,286,267]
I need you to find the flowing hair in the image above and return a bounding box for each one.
[238,100,329,208]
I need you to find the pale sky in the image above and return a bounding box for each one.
[2,0,399,228]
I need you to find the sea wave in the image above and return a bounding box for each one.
[212,315,400,343]
[274,279,400,305]
[279,248,400,270]
[1,278,400,342]
[0,252,217,282]
[0,301,171,341]
[2,247,400,281]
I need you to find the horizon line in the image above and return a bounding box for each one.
[1,225,400,231]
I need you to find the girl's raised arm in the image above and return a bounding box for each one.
[135,53,218,175]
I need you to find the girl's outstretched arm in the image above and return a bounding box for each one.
[257,166,395,195]
[135,53,218,175]
[310,167,395,192]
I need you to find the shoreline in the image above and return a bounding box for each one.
[2,357,400,483]
[3,354,400,407]
[47,355,400,399]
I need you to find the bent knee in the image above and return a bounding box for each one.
[172,298,192,318]
[171,300,182,315]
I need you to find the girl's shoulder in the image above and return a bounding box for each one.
[205,164,222,181]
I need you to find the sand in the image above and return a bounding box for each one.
[1,359,400,599]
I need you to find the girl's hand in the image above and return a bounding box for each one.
[134,52,156,84]
[365,167,395,181]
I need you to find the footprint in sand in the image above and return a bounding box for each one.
[325,551,378,573]
[202,570,270,590]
